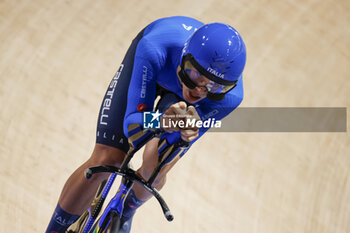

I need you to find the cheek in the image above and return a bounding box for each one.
[182,86,191,100]
[182,85,189,94]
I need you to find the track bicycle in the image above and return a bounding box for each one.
[67,124,190,233]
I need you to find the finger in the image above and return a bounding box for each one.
[162,124,180,132]
[181,133,198,142]
[186,105,200,120]
[181,129,198,138]
[161,116,180,132]
[188,135,198,142]
[181,134,191,142]
[164,127,179,133]
[186,105,196,115]
[178,101,187,110]
[182,114,199,130]
[189,130,199,141]
[180,129,197,136]
[164,108,176,117]
[170,102,187,116]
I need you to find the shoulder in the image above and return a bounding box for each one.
[140,16,204,50]
[145,16,204,34]
[135,16,204,68]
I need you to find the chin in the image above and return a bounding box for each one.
[185,98,196,104]
[183,88,203,103]
[184,93,201,103]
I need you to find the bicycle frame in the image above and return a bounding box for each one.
[67,127,190,233]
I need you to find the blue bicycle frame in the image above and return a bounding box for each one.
[84,173,127,233]
[76,127,190,233]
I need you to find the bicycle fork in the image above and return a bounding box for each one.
[92,178,134,232]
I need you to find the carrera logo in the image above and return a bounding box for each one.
[207,67,225,79]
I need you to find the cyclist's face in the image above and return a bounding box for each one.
[177,66,209,103]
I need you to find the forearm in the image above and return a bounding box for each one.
[132,137,181,201]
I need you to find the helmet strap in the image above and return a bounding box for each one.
[178,57,197,89]
[207,92,226,101]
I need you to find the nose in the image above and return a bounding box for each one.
[192,86,207,96]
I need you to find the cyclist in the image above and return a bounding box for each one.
[45,16,246,233]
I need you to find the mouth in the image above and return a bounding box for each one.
[187,91,201,101]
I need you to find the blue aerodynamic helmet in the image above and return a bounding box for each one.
[178,23,246,101]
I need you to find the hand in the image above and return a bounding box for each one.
[161,101,200,142]
[180,105,200,142]
[161,101,187,133]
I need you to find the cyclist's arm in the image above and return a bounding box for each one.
[123,39,165,141]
